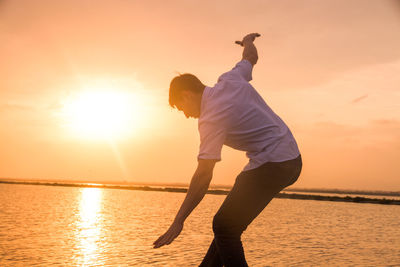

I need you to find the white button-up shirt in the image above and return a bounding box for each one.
[198,59,300,171]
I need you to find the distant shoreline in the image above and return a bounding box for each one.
[1,179,399,206]
[1,178,399,197]
[283,187,400,197]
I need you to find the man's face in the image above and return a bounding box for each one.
[175,91,201,119]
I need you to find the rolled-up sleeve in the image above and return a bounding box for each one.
[233,59,253,81]
[197,121,226,161]
[218,60,253,82]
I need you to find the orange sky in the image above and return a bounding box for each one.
[1,0,399,191]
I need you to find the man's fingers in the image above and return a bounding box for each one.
[166,233,177,244]
[153,234,164,245]
[236,33,261,46]
[235,40,243,46]
[154,238,165,248]
[248,33,261,41]
[153,223,182,248]
[163,233,174,245]
[248,32,260,38]
[154,236,162,244]
[153,232,175,248]
[153,234,167,248]
[153,232,178,248]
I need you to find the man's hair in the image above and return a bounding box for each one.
[169,73,204,108]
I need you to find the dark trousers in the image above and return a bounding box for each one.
[199,155,302,267]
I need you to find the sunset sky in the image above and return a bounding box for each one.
[1,0,399,191]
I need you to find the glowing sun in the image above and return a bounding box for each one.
[61,89,143,140]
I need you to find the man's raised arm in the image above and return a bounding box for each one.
[236,33,261,66]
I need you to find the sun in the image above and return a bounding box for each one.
[60,88,144,140]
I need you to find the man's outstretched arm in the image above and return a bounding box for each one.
[236,32,261,66]
[153,159,217,248]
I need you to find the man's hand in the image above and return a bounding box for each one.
[153,159,215,249]
[235,33,261,47]
[236,33,260,66]
[153,221,184,248]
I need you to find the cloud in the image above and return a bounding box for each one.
[351,94,368,104]
[2,0,400,95]
[370,119,400,138]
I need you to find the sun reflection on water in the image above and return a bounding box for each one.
[75,188,103,265]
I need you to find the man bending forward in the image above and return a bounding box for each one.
[153,33,302,267]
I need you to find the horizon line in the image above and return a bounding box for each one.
[1,177,399,196]
[1,179,400,206]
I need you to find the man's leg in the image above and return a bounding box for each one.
[212,173,284,267]
[199,155,302,267]
[198,239,223,267]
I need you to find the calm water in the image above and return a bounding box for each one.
[1,183,400,266]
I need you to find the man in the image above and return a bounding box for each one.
[153,33,302,267]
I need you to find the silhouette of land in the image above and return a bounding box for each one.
[284,187,400,197]
[1,178,399,206]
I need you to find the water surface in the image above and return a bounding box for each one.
[1,183,399,266]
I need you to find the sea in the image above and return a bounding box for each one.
[1,183,400,266]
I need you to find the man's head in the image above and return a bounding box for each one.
[169,73,205,119]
